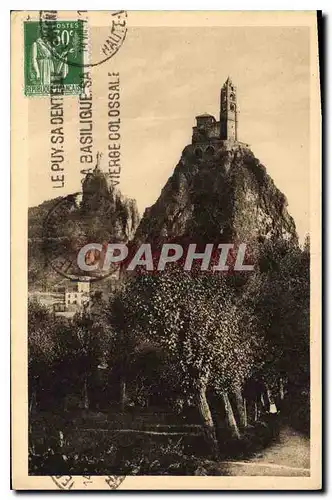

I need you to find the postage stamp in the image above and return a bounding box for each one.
[24,20,84,96]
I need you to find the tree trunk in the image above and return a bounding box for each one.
[266,387,272,406]
[266,386,278,414]
[222,392,241,439]
[279,377,285,401]
[243,398,248,428]
[28,388,36,451]
[233,386,247,429]
[254,400,258,421]
[196,386,219,459]
[260,392,266,407]
[29,388,36,415]
[120,378,127,411]
[83,374,89,409]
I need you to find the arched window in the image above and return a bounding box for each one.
[230,93,235,100]
[206,145,215,156]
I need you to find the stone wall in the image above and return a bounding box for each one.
[192,121,221,143]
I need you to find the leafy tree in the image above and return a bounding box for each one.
[28,300,57,412]
[115,267,263,457]
[245,239,310,407]
[28,300,112,411]
[61,312,109,409]
[105,283,148,410]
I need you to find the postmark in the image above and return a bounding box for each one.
[39,10,128,68]
[51,475,126,490]
[42,190,120,283]
[24,20,84,96]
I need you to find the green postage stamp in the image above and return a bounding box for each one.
[24,21,84,96]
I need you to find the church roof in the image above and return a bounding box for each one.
[196,113,216,121]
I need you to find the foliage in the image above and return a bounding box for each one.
[28,301,113,410]
[114,267,264,396]
[28,300,57,368]
[245,239,310,390]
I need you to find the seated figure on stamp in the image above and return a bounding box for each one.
[31,36,74,86]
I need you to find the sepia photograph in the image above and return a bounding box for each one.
[11,10,321,490]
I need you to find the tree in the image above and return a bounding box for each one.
[28,297,115,412]
[116,267,263,457]
[28,300,61,412]
[245,239,310,411]
[106,284,148,410]
[63,312,108,409]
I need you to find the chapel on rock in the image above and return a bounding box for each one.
[191,78,248,155]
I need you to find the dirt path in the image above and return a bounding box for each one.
[220,426,310,476]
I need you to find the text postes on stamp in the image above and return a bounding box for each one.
[24,20,84,96]
[39,10,128,69]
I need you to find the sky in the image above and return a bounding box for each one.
[28,23,311,242]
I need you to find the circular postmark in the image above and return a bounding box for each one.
[42,190,122,283]
[51,475,126,490]
[39,10,127,68]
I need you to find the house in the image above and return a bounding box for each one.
[65,279,90,310]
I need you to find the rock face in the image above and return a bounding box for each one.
[29,140,298,288]
[134,141,298,251]
[81,166,140,242]
[28,168,140,289]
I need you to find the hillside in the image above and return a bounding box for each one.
[134,141,298,255]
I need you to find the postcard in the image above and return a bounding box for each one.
[11,10,321,490]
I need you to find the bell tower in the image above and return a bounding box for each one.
[220,77,238,141]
